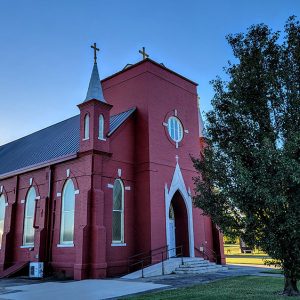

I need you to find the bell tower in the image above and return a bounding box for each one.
[78,43,112,154]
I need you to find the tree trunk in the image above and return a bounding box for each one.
[282,276,299,296]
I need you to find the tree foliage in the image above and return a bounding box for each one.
[193,16,300,296]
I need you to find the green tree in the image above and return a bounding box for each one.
[193,16,300,296]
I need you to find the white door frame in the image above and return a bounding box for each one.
[165,162,195,257]
[169,219,176,257]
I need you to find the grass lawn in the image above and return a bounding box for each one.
[224,244,267,256]
[226,257,268,265]
[224,243,270,265]
[124,276,292,300]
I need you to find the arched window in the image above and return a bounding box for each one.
[98,114,104,140]
[84,113,90,140]
[112,179,124,243]
[0,194,6,249]
[60,179,75,245]
[23,187,36,246]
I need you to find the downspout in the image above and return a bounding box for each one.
[44,166,53,273]
[6,175,19,265]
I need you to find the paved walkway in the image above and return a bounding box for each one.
[0,265,282,300]
[128,265,283,290]
[115,265,283,299]
[0,279,168,300]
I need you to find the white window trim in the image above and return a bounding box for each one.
[112,179,125,244]
[167,116,184,143]
[98,114,105,140]
[84,113,90,140]
[57,243,74,248]
[0,194,6,250]
[22,187,36,247]
[60,179,75,245]
[20,245,34,249]
[111,243,127,247]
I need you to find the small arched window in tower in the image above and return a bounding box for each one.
[0,194,6,249]
[84,113,90,140]
[23,187,36,246]
[60,179,75,245]
[112,179,124,243]
[98,114,105,140]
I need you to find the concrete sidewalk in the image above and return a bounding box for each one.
[0,279,168,300]
[129,264,283,289]
[0,265,282,300]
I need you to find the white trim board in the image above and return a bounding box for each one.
[164,162,195,258]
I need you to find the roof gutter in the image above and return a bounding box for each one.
[0,153,77,180]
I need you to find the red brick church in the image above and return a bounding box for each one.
[0,45,225,280]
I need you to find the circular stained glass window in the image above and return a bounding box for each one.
[168,116,183,142]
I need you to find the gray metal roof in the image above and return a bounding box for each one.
[0,108,135,177]
[85,63,106,103]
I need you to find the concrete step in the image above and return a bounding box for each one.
[122,257,227,279]
[183,261,214,267]
[175,268,219,274]
[182,257,205,262]
[182,261,217,267]
[174,266,228,274]
[174,259,228,275]
[177,265,223,271]
[177,265,219,271]
[180,265,211,269]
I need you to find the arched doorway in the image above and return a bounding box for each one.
[168,191,190,257]
[165,161,195,257]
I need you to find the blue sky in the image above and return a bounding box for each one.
[0,0,298,145]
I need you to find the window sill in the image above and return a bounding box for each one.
[57,243,74,248]
[98,137,106,141]
[82,138,89,141]
[20,245,34,249]
[111,243,126,247]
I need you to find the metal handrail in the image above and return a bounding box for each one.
[195,243,220,263]
[128,245,168,261]
[203,243,218,261]
[194,246,209,260]
[128,245,184,278]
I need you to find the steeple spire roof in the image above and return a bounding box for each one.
[84,62,106,103]
[84,42,106,103]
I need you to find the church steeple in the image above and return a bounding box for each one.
[78,43,112,154]
[85,43,106,103]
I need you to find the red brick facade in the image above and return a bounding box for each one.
[0,59,225,280]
